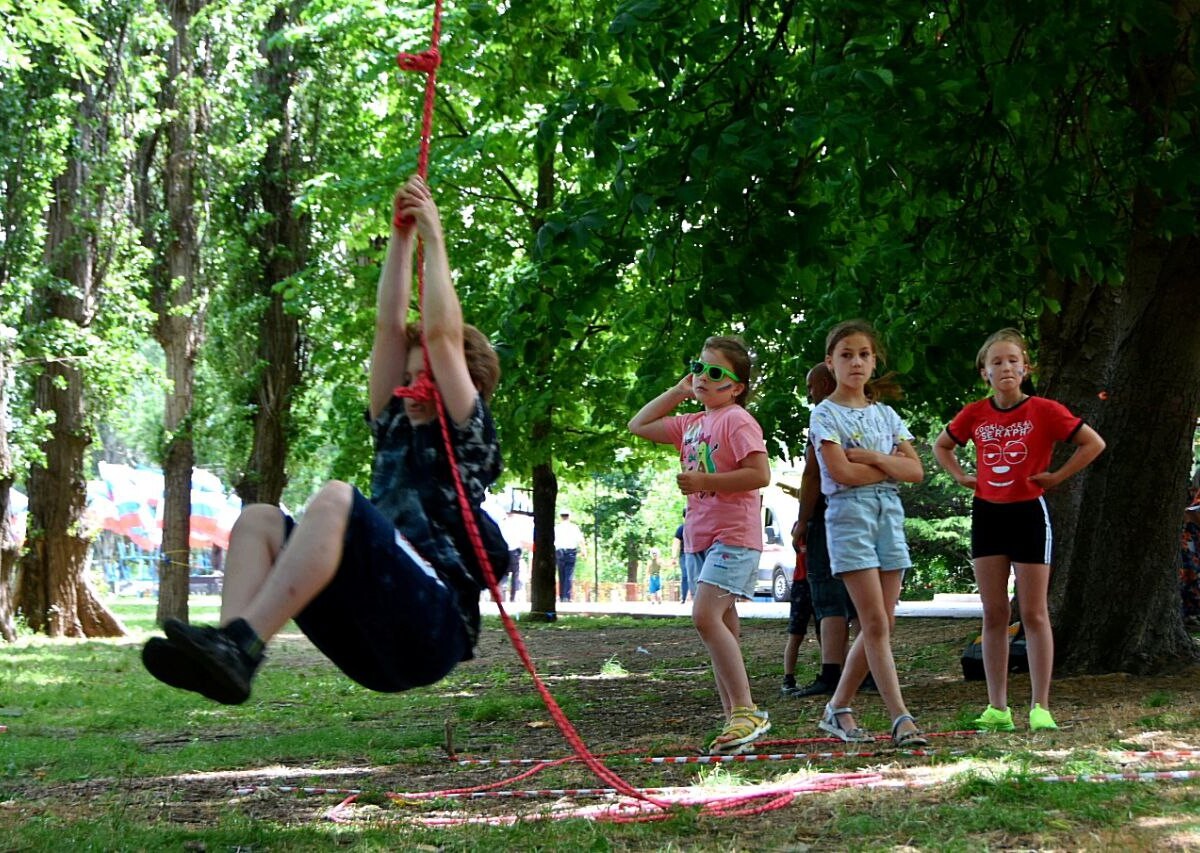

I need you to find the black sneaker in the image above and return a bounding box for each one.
[143,636,211,694]
[792,678,837,697]
[780,681,798,697]
[162,619,257,705]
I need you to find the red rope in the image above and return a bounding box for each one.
[394,2,669,812]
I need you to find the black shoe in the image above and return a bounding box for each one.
[792,678,837,697]
[162,619,257,705]
[861,674,879,693]
[780,681,798,697]
[143,636,212,694]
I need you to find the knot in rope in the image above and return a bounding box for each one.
[396,48,441,74]
[393,372,437,404]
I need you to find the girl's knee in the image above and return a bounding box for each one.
[1021,609,1051,634]
[693,601,731,638]
[981,601,1013,626]
[855,613,890,645]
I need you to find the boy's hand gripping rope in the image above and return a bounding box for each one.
[395,2,670,812]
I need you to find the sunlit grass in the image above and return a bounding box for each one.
[5,600,1200,851]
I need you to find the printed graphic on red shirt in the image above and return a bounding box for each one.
[948,397,1081,503]
[975,418,1034,489]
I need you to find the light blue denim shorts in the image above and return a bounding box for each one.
[689,541,761,599]
[825,486,911,575]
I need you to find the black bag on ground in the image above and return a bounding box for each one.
[961,623,1028,681]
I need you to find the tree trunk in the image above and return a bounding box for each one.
[528,439,559,621]
[236,1,306,507]
[1042,242,1200,674]
[524,137,561,619]
[0,343,16,641]
[153,0,206,625]
[15,78,124,637]
[1039,8,1200,674]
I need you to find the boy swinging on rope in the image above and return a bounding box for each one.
[143,176,510,703]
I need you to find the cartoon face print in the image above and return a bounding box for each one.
[981,439,1029,488]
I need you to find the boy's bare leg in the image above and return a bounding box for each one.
[234,481,355,642]
[218,505,288,625]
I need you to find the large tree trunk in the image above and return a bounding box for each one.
[15,79,124,637]
[153,0,206,625]
[1040,7,1200,674]
[236,2,306,507]
[1042,245,1200,674]
[0,343,16,641]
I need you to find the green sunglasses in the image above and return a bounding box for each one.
[689,360,741,383]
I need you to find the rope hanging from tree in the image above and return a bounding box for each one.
[393,2,669,810]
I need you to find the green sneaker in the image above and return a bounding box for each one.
[1029,704,1058,731]
[974,705,1015,732]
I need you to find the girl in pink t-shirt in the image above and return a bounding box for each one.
[629,335,772,755]
[934,328,1105,732]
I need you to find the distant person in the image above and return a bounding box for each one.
[647,547,663,603]
[934,327,1105,732]
[499,511,526,602]
[809,321,926,747]
[142,176,509,704]
[630,335,771,755]
[675,511,689,602]
[1182,473,1200,627]
[554,511,584,602]
[781,517,813,693]
[782,363,836,696]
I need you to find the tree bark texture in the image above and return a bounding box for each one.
[528,455,559,621]
[236,2,306,507]
[0,344,16,641]
[1039,7,1200,674]
[153,0,206,625]
[15,78,123,637]
[1042,242,1200,674]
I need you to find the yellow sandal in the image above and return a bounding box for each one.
[708,706,771,755]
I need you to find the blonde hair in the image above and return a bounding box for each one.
[405,323,501,402]
[702,335,753,406]
[824,320,902,402]
[975,327,1033,373]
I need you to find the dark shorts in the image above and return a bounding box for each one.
[787,575,813,635]
[805,516,856,621]
[292,488,469,692]
[971,496,1052,564]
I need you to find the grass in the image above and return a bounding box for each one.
[4,601,1200,850]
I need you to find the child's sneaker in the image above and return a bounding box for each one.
[162,619,260,705]
[974,704,1015,732]
[1029,704,1058,731]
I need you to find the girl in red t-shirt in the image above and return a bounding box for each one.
[934,328,1105,733]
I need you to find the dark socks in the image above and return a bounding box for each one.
[820,663,842,684]
[222,618,265,666]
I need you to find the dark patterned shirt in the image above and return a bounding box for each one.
[369,395,509,656]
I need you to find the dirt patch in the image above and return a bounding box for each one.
[7,616,1200,840]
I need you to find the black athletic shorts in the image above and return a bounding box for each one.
[971,495,1053,565]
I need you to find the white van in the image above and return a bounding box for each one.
[754,479,801,601]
